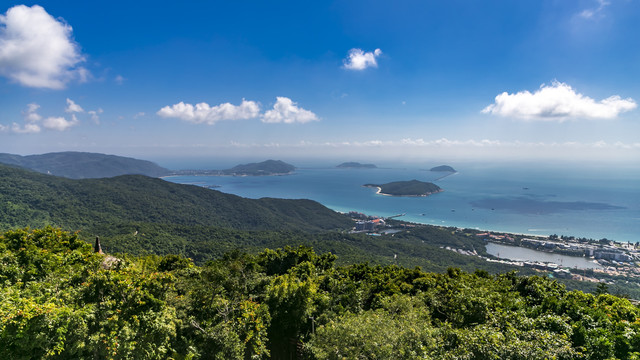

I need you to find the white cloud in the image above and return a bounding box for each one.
[12,122,40,133]
[0,5,87,89]
[115,75,125,85]
[88,108,103,123]
[65,98,84,113]
[262,97,319,124]
[23,103,42,122]
[217,138,640,153]
[482,81,636,121]
[579,0,610,19]
[342,48,382,70]
[8,102,81,133]
[133,112,145,119]
[157,99,260,124]
[42,114,78,131]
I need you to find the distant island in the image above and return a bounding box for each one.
[336,162,377,169]
[173,160,296,176]
[0,152,170,179]
[430,165,457,172]
[364,180,443,197]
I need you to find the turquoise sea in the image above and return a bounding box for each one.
[164,163,640,243]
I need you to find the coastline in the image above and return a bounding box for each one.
[164,166,638,243]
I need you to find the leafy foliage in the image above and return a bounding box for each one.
[3,228,640,359]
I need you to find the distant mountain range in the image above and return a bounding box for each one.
[0,152,170,179]
[336,162,377,169]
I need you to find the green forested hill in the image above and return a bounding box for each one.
[2,227,640,360]
[0,164,355,258]
[0,163,350,232]
[0,151,171,179]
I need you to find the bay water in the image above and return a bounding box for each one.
[164,163,639,243]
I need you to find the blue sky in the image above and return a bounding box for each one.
[1,0,639,166]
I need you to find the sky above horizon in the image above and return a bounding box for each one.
[1,0,640,166]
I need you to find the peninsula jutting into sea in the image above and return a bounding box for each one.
[170,160,296,176]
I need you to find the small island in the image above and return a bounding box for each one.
[336,162,377,169]
[364,180,443,197]
[430,165,456,172]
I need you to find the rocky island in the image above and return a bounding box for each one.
[364,180,443,197]
[336,162,377,169]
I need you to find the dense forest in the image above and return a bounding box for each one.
[2,227,640,359]
[0,163,351,235]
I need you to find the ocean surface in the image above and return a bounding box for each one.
[164,164,640,243]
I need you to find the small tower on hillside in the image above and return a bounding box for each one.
[94,236,104,254]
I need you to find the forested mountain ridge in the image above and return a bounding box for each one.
[2,227,640,359]
[0,151,171,178]
[0,164,354,261]
[0,163,349,232]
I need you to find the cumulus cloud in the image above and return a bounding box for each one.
[8,102,81,133]
[343,48,382,70]
[65,98,84,113]
[157,99,260,124]
[42,114,78,131]
[11,122,40,133]
[0,5,87,89]
[23,103,42,122]
[262,97,319,124]
[482,81,636,121]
